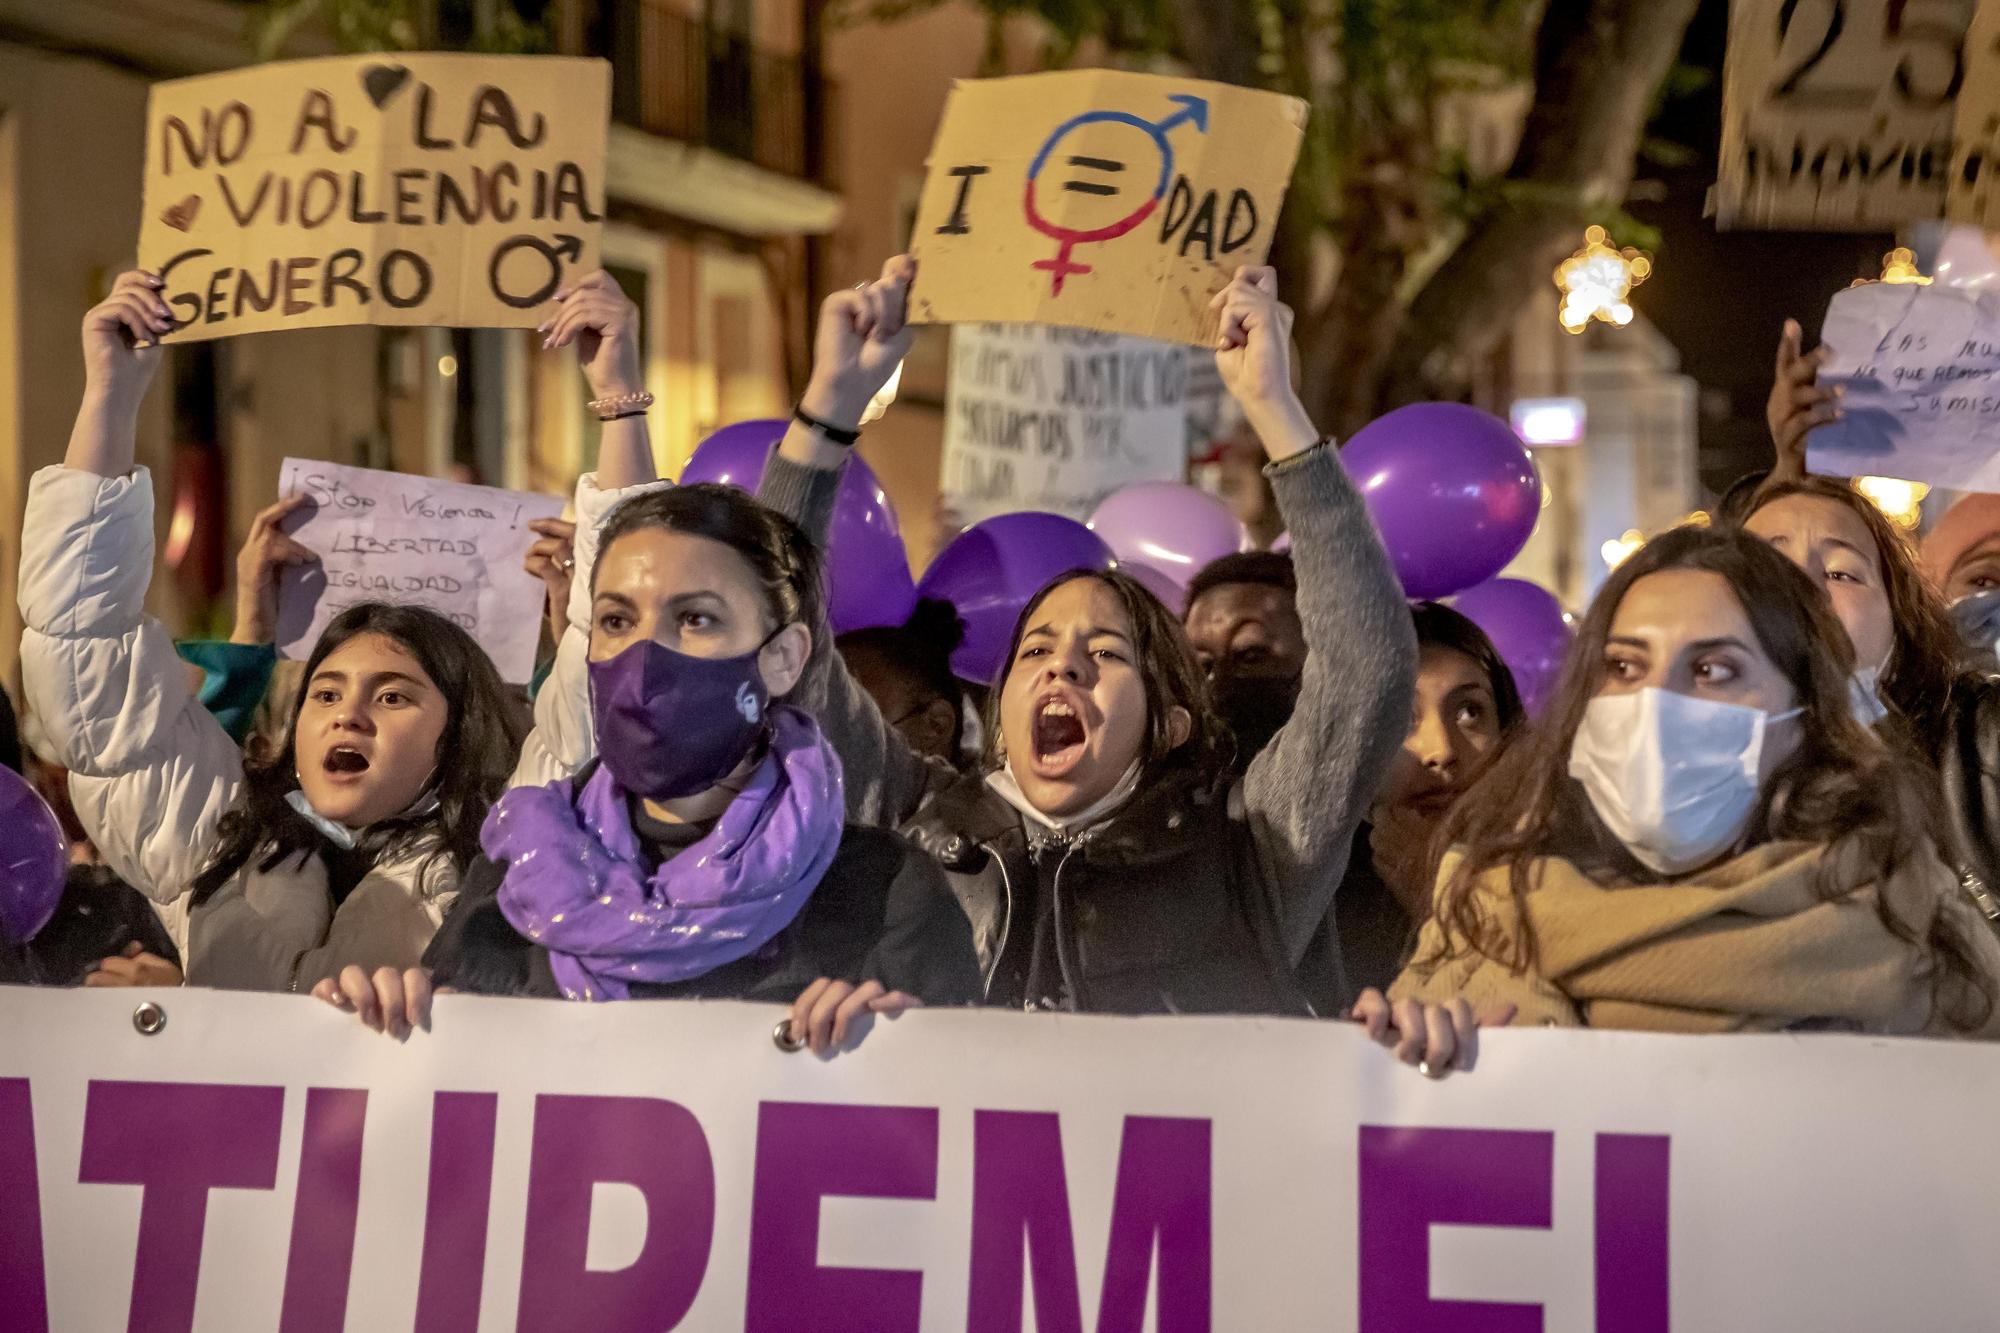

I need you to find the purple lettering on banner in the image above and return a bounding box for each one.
[278,1088,368,1333]
[1358,1125,1554,1333]
[745,1101,938,1333]
[414,1091,499,1333]
[0,1078,49,1332]
[968,1111,1085,1333]
[516,1093,715,1332]
[77,1080,285,1333]
[967,1111,1212,1333]
[1594,1134,1670,1333]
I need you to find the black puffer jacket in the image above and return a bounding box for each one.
[424,822,983,1005]
[1938,674,2000,926]
[903,768,1313,1015]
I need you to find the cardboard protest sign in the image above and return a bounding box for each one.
[942,322,1195,523]
[1716,0,2000,230]
[908,70,1307,345]
[1806,282,2000,489]
[273,458,564,682]
[139,53,609,342]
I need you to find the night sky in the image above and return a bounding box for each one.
[1627,0,1894,496]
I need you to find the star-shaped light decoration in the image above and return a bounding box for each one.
[1555,226,1652,334]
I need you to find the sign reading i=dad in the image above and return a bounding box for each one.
[138,53,610,342]
[908,69,1307,346]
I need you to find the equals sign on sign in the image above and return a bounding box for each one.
[1064,156,1125,195]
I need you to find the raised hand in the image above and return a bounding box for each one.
[1767,319,1839,480]
[539,269,644,399]
[232,493,320,646]
[523,516,577,644]
[1210,266,1317,460]
[81,270,171,407]
[799,254,918,431]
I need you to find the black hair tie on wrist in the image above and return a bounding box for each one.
[793,404,861,446]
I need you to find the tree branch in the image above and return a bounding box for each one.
[1376,0,1700,410]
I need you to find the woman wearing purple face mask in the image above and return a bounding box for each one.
[319,482,981,1055]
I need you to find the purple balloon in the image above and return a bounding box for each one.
[0,766,66,944]
[1344,403,1541,599]
[1088,483,1247,590]
[1450,577,1573,717]
[681,420,916,635]
[917,512,1116,684]
[1119,560,1186,616]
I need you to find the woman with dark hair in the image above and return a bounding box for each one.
[1307,602,1526,1003]
[1746,328,2000,913]
[346,482,982,1052]
[751,259,1415,1016]
[21,269,636,993]
[1369,526,2000,1063]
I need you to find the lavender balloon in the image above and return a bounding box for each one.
[1088,483,1247,593]
[0,766,66,944]
[1119,560,1186,616]
[1344,403,1541,599]
[681,420,916,634]
[1451,577,1573,717]
[917,512,1116,684]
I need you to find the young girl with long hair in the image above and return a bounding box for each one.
[1368,526,2000,1063]
[21,268,644,992]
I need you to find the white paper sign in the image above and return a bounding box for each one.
[5,990,2000,1329]
[274,458,564,682]
[1807,282,2000,489]
[942,322,1194,523]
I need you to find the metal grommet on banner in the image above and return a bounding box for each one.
[132,1002,168,1036]
[773,1018,806,1053]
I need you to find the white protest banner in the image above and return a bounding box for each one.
[139,53,610,341]
[942,322,1192,524]
[5,988,2000,1330]
[274,458,564,683]
[1805,281,2000,488]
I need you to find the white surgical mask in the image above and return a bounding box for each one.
[286,765,440,851]
[1567,687,1800,877]
[1848,663,1890,729]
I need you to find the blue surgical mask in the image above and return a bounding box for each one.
[1568,687,1801,876]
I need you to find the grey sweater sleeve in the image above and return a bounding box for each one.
[1243,444,1417,964]
[759,454,945,828]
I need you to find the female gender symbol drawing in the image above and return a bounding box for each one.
[1022,92,1209,296]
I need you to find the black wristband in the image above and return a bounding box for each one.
[603,407,650,422]
[793,404,861,446]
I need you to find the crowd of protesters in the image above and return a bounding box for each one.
[8,250,2000,1079]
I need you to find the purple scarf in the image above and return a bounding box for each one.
[485,706,844,1001]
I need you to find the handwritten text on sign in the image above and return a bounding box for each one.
[139,53,609,341]
[1805,282,2000,490]
[6,991,2000,1328]
[274,458,564,683]
[1716,0,2000,230]
[943,322,1193,524]
[908,70,1306,345]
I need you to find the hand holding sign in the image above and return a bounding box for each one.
[80,272,170,406]
[803,254,919,430]
[233,493,322,646]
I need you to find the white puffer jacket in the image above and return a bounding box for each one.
[19,465,455,991]
[508,472,669,788]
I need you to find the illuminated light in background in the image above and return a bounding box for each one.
[1510,397,1587,446]
[1555,226,1652,334]
[861,360,905,426]
[437,354,459,378]
[1600,528,1645,570]
[1854,475,1929,528]
[1879,247,1931,286]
